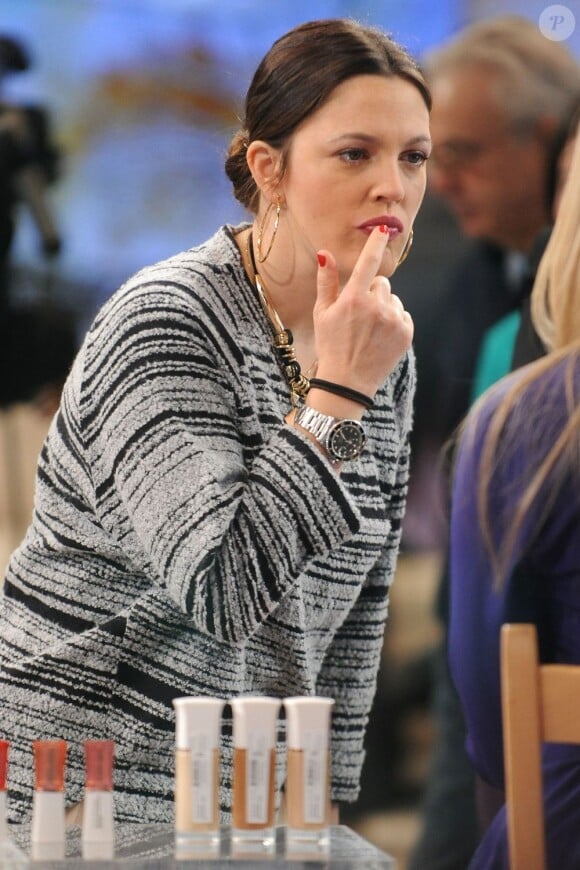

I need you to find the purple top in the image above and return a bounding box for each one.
[449,355,580,869]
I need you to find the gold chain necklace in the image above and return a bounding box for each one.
[246,231,312,407]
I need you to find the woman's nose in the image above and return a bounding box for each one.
[373,161,405,203]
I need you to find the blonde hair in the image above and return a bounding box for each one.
[426,16,580,130]
[473,127,580,583]
[531,121,580,349]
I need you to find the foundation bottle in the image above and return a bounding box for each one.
[173,697,224,847]
[31,739,67,860]
[230,696,280,848]
[82,740,115,860]
[284,696,334,847]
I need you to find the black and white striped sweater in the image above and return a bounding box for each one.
[0,225,414,823]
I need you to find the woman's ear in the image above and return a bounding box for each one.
[246,140,282,200]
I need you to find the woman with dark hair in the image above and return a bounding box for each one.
[0,18,431,823]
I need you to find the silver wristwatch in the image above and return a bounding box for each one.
[294,405,367,465]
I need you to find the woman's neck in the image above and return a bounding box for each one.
[235,225,318,380]
[236,226,316,338]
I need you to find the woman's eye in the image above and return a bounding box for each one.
[403,150,428,166]
[339,148,369,163]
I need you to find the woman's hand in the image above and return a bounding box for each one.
[313,226,414,398]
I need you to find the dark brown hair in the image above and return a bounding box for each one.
[225,18,431,212]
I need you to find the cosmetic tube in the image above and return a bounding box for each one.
[231,696,280,847]
[173,697,224,845]
[0,740,8,839]
[0,743,27,866]
[82,740,115,860]
[284,697,334,846]
[31,740,67,860]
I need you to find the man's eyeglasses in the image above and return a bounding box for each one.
[429,140,489,170]
[430,125,529,170]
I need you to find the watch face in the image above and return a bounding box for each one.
[327,419,366,461]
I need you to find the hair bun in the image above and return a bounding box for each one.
[225,129,257,211]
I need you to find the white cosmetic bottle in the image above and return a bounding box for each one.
[173,697,224,848]
[284,696,334,848]
[31,740,67,860]
[230,696,280,849]
[82,739,115,860]
[0,740,8,840]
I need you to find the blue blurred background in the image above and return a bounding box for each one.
[2,0,579,322]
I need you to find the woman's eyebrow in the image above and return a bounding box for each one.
[327,132,432,147]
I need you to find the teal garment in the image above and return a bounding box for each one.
[471,310,522,401]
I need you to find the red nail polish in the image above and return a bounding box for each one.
[379,225,388,234]
[317,253,326,267]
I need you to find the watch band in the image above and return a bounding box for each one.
[294,406,366,465]
[294,405,336,442]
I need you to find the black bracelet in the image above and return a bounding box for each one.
[309,378,374,409]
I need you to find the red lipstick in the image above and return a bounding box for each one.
[357,215,403,238]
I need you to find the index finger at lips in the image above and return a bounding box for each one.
[349,226,390,292]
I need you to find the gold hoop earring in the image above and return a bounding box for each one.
[257,199,281,263]
[397,228,414,267]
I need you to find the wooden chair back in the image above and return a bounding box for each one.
[501,623,580,870]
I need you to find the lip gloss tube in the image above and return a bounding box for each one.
[0,740,8,839]
[82,740,115,860]
[173,697,224,848]
[231,696,280,849]
[0,740,27,866]
[31,740,67,860]
[284,697,334,848]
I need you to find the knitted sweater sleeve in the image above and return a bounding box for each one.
[81,276,362,648]
[316,361,414,803]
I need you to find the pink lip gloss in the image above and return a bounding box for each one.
[0,739,27,864]
[82,740,115,860]
[0,740,8,839]
[31,740,67,860]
